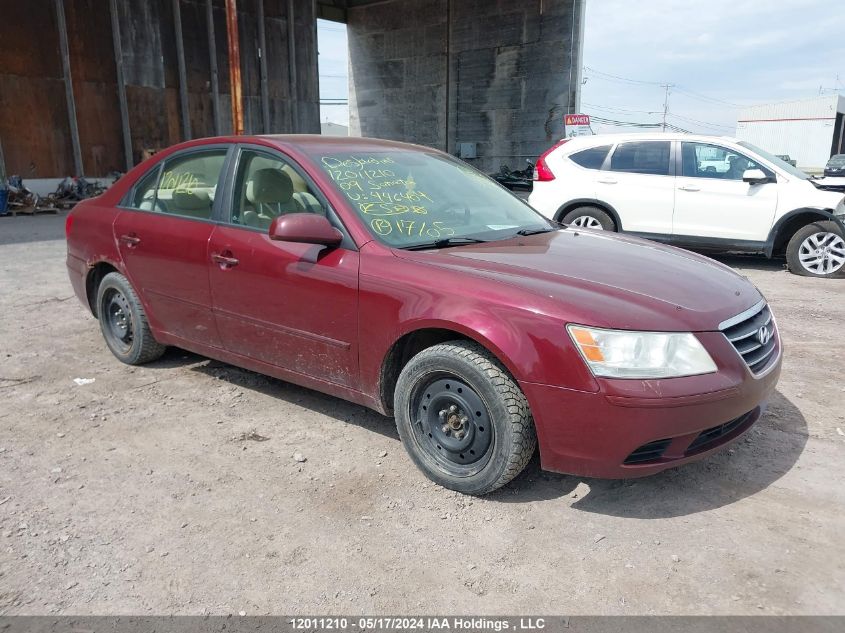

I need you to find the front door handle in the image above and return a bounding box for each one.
[678,185,701,192]
[119,233,141,246]
[211,252,239,268]
[597,178,618,185]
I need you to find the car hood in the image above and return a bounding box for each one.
[394,229,763,332]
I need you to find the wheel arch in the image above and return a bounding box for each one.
[377,323,524,416]
[766,207,843,257]
[85,260,122,317]
[554,198,622,230]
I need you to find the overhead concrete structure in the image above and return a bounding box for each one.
[338,0,586,172]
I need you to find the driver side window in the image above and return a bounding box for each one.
[229,149,326,230]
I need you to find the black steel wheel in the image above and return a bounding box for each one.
[96,272,166,365]
[394,340,536,495]
[410,375,495,476]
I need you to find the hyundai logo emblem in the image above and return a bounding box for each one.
[756,325,772,346]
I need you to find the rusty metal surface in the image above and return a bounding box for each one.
[0,0,319,176]
[225,0,244,135]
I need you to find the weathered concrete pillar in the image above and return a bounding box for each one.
[347,0,585,172]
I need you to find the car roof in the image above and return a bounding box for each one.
[171,134,437,155]
[556,132,738,149]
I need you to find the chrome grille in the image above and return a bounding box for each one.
[719,301,777,374]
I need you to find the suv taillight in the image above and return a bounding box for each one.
[533,140,569,181]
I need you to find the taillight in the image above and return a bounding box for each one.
[534,139,569,181]
[65,213,74,238]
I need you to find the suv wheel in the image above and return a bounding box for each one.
[97,272,167,364]
[394,340,536,495]
[560,206,616,231]
[786,221,845,278]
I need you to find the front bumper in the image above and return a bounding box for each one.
[521,330,782,478]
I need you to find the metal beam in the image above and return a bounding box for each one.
[55,0,83,176]
[206,0,222,135]
[287,0,298,131]
[173,0,192,140]
[109,0,133,170]
[225,0,244,135]
[257,0,270,133]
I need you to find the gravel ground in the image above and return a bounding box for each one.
[0,213,843,615]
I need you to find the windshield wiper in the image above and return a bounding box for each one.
[402,237,490,250]
[515,226,557,236]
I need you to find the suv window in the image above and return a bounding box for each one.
[681,142,766,180]
[137,149,227,219]
[610,141,671,176]
[230,149,326,230]
[569,145,610,170]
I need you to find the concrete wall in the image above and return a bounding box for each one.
[347,0,585,172]
[0,0,320,179]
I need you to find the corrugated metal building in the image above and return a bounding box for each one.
[735,95,845,173]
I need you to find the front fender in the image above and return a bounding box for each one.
[766,207,845,257]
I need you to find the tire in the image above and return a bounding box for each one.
[394,340,537,495]
[96,272,166,364]
[560,206,616,231]
[785,220,845,278]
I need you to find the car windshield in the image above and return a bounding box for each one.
[308,149,554,248]
[827,155,845,168]
[737,141,810,180]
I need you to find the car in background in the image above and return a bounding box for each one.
[824,154,845,177]
[529,133,845,278]
[66,135,781,494]
[775,154,797,167]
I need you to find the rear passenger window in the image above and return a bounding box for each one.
[610,141,671,176]
[153,150,227,219]
[570,146,610,170]
[130,166,161,210]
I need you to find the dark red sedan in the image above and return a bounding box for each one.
[66,135,782,494]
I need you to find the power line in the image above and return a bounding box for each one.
[583,66,741,109]
[583,66,664,86]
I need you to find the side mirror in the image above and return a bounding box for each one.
[743,169,770,184]
[269,213,343,246]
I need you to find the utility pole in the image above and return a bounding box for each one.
[661,83,673,132]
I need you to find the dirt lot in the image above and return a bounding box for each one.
[0,213,843,616]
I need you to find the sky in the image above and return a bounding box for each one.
[318,2,845,133]
[317,20,349,126]
[581,0,845,135]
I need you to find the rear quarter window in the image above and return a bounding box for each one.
[569,146,611,170]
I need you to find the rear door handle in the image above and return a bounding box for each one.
[119,233,140,246]
[211,252,239,268]
[597,178,618,185]
[678,185,700,192]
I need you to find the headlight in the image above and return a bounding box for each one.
[567,325,717,379]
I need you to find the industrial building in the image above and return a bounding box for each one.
[735,94,845,174]
[0,0,585,184]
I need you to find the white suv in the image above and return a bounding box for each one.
[528,133,845,278]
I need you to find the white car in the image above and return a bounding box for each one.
[528,133,845,278]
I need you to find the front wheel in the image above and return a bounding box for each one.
[786,221,845,278]
[394,341,536,495]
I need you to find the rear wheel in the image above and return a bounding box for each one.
[560,206,616,231]
[97,272,166,364]
[786,221,845,278]
[394,341,536,495]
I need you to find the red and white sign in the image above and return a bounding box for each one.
[564,114,591,126]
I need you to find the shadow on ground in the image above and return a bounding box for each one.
[150,350,806,518]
